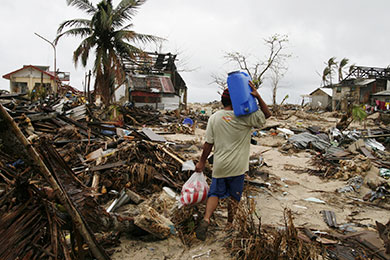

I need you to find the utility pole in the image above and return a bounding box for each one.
[34,33,57,92]
[87,70,92,103]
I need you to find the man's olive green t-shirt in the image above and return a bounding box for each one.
[205,109,266,178]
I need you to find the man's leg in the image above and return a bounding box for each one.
[227,197,239,225]
[204,196,219,223]
[196,177,225,241]
[226,174,245,229]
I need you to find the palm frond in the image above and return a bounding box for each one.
[73,36,95,67]
[119,23,134,31]
[114,40,142,60]
[338,58,349,81]
[57,19,91,34]
[327,57,337,67]
[66,0,97,14]
[109,49,125,84]
[322,67,331,85]
[115,30,162,44]
[112,0,147,27]
[339,58,349,68]
[55,27,92,44]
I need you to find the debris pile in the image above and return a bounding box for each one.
[227,203,321,259]
[0,99,210,258]
[1,92,390,259]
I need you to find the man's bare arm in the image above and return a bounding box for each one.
[195,142,213,172]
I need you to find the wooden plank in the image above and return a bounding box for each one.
[89,161,126,172]
[27,112,58,122]
[360,147,376,159]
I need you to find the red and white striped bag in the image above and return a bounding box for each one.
[180,172,209,206]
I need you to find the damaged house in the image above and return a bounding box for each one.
[115,52,187,110]
[307,87,332,110]
[325,66,390,111]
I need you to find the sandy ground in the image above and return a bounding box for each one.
[111,114,389,260]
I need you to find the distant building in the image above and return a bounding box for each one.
[324,66,390,111]
[308,87,332,110]
[2,65,70,95]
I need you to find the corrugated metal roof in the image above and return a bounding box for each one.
[372,90,390,96]
[160,76,175,93]
[130,75,175,93]
[354,78,376,86]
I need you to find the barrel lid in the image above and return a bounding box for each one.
[228,70,241,76]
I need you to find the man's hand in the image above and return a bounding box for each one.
[249,80,272,118]
[195,142,213,172]
[195,161,205,173]
[249,81,261,99]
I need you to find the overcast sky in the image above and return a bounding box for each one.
[1,0,389,104]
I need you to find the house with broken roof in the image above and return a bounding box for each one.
[324,66,390,111]
[307,87,332,110]
[2,65,70,95]
[115,52,187,110]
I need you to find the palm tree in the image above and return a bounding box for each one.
[326,57,337,85]
[338,58,349,81]
[56,0,160,105]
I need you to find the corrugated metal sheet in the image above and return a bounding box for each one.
[372,90,390,96]
[130,75,174,93]
[355,78,376,86]
[160,76,175,93]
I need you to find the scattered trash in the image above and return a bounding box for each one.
[379,168,390,179]
[321,210,338,228]
[365,138,386,151]
[276,127,295,136]
[338,223,357,233]
[293,204,308,210]
[304,197,326,204]
[337,175,364,193]
[182,160,196,171]
[192,249,211,259]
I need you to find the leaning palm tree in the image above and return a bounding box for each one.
[56,0,160,105]
[322,67,331,86]
[326,57,337,85]
[338,58,349,81]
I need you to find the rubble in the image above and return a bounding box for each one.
[1,95,390,259]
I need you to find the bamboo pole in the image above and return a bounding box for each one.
[0,104,109,260]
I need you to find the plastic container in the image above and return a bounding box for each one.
[227,71,258,116]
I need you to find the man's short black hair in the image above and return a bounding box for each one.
[221,88,232,107]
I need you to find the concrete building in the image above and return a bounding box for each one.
[2,65,69,95]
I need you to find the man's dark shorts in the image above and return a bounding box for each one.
[208,174,245,202]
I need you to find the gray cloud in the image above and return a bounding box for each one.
[1,0,390,104]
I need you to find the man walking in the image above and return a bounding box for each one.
[195,81,271,241]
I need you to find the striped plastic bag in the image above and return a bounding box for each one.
[179,172,209,206]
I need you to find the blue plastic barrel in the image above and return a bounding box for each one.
[183,117,194,126]
[227,71,258,116]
